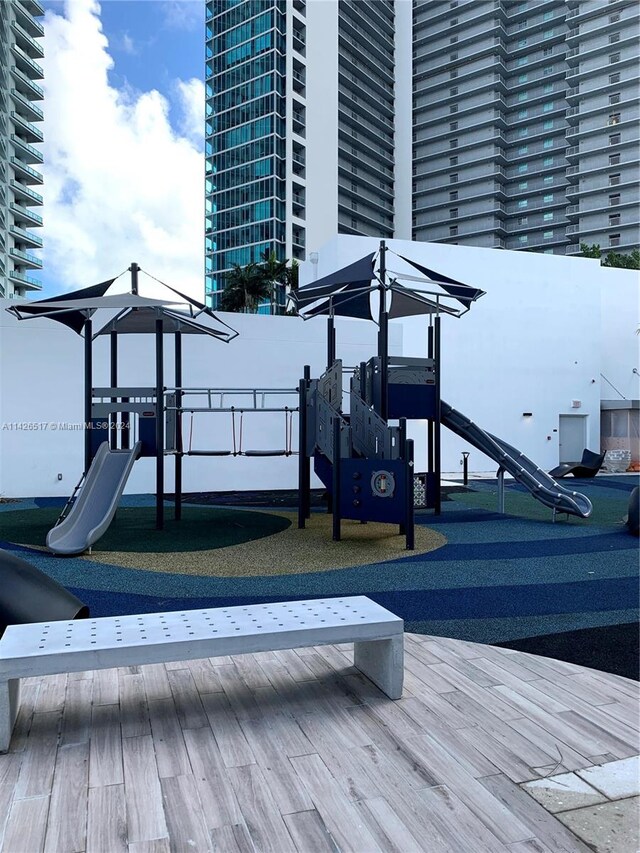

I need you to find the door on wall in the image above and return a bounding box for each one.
[559,415,587,464]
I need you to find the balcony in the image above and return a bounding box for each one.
[11,134,43,164]
[10,247,42,269]
[11,156,42,185]
[10,224,42,248]
[22,0,45,15]
[10,201,43,226]
[292,70,305,94]
[10,65,43,100]
[11,0,44,37]
[10,43,44,80]
[10,20,44,59]
[9,269,41,290]
[11,179,43,205]
[11,88,43,121]
[11,111,43,144]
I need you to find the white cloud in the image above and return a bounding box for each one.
[175,77,205,149]
[160,0,203,32]
[41,0,204,299]
[121,32,136,55]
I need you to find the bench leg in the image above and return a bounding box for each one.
[0,679,20,754]
[354,635,403,700]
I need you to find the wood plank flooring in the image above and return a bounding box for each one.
[0,633,637,852]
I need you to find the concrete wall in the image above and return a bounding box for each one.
[304,236,637,475]
[0,305,400,497]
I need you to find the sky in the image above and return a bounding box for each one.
[39,0,205,298]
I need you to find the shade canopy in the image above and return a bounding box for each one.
[5,270,238,343]
[293,248,485,321]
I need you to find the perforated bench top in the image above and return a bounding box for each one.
[0,597,403,679]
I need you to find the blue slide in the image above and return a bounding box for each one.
[441,402,592,518]
[47,441,142,555]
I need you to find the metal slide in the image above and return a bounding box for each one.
[441,402,592,518]
[47,441,142,555]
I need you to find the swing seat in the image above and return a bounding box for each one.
[186,450,232,457]
[243,450,288,457]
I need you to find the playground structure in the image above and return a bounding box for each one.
[6,245,594,557]
[295,241,593,543]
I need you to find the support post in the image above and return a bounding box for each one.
[433,314,442,516]
[327,316,336,368]
[377,240,388,422]
[298,366,310,529]
[497,467,505,514]
[174,332,182,521]
[462,452,470,486]
[110,331,118,450]
[130,261,139,295]
[84,318,92,474]
[332,416,341,541]
[398,418,407,535]
[155,318,164,530]
[405,438,415,551]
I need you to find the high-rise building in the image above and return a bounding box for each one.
[0,0,44,299]
[205,0,639,306]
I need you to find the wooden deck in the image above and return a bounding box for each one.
[0,633,638,852]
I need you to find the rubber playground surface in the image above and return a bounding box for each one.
[0,474,638,680]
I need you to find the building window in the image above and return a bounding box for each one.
[543,138,554,149]
[518,127,528,137]
[518,199,528,208]
[609,173,621,186]
[518,163,528,173]
[519,19,528,30]
[608,113,621,126]
[450,139,458,149]
[543,101,554,112]
[449,190,458,201]
[450,104,458,113]
[450,156,458,166]
[450,87,458,96]
[518,216,528,225]
[450,35,458,43]
[609,214,620,225]
[518,181,528,189]
[609,93,621,105]
[609,152,620,164]
[543,119,554,129]
[450,52,458,61]
[609,72,620,84]
[609,133,621,145]
[450,208,459,218]
[543,193,553,202]
[543,83,553,94]
[450,121,458,131]
[609,193,620,206]
[543,47,553,56]
[609,32,620,43]
[450,69,458,79]
[543,157,554,166]
[450,18,458,25]
[519,74,528,83]
[543,29,554,38]
[518,145,528,154]
[543,212,553,221]
[517,56,528,66]
[543,177,553,187]
[450,171,458,181]
[449,225,458,236]
[543,66,554,76]
[518,92,528,102]
[518,235,528,244]
[609,233,620,247]
[609,53,620,63]
[518,39,527,48]
[543,10,553,20]
[543,230,554,239]
[518,109,528,118]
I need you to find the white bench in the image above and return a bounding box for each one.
[0,595,403,752]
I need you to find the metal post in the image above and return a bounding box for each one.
[130,261,139,295]
[405,439,415,551]
[462,452,470,486]
[298,367,309,529]
[399,418,407,535]
[377,240,388,422]
[155,318,164,530]
[327,316,336,368]
[434,314,442,516]
[332,416,341,541]
[84,318,92,473]
[497,467,505,514]
[174,332,182,521]
[110,331,118,450]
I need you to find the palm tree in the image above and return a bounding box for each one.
[219,262,271,313]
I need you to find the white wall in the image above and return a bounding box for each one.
[600,267,640,403]
[0,306,401,497]
[303,236,616,474]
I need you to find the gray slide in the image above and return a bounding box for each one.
[441,402,592,518]
[47,441,142,555]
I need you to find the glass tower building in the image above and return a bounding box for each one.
[0,0,44,299]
